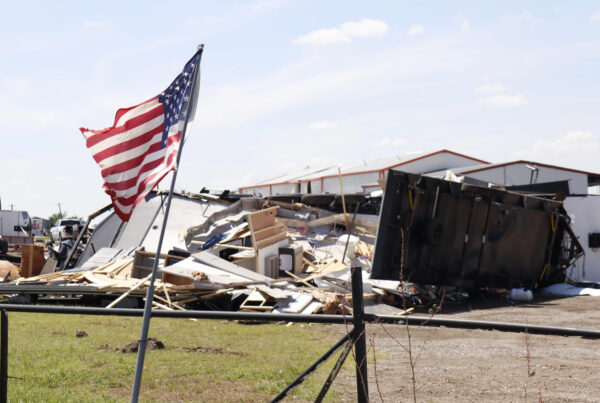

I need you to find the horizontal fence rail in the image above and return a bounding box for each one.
[0,304,599,338]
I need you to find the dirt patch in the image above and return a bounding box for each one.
[183,346,248,356]
[321,295,600,402]
[117,338,165,353]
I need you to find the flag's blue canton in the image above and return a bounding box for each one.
[157,53,200,148]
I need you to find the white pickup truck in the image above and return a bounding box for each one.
[50,219,84,243]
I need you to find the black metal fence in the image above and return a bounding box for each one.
[2,268,600,402]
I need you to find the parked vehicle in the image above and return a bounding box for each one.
[50,219,84,243]
[0,210,32,236]
[0,210,33,244]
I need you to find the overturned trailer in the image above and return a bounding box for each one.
[371,170,583,289]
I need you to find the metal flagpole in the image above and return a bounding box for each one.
[130,45,203,403]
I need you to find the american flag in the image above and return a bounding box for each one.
[81,49,202,221]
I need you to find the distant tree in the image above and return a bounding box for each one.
[48,212,66,226]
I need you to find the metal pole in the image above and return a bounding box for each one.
[351,267,369,402]
[271,332,352,402]
[1,309,8,403]
[315,335,355,402]
[130,45,203,403]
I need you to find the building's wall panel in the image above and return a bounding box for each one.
[322,172,379,194]
[466,164,588,194]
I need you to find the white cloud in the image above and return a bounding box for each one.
[501,10,534,23]
[479,94,528,108]
[293,28,351,45]
[515,132,600,169]
[461,19,470,31]
[340,19,389,38]
[592,14,600,22]
[475,83,507,94]
[199,37,483,130]
[373,137,407,147]
[407,24,425,36]
[309,121,338,130]
[293,19,389,46]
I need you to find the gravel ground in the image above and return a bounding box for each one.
[322,295,600,402]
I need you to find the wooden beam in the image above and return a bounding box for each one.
[105,273,152,309]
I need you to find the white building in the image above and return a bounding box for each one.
[239,149,489,196]
[438,160,600,195]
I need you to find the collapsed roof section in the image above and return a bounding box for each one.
[76,191,229,266]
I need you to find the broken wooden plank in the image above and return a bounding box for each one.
[153,294,187,311]
[247,206,278,232]
[253,225,284,242]
[255,232,288,249]
[105,273,152,308]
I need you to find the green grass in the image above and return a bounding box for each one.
[5,313,351,402]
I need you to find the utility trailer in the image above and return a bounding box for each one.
[0,210,33,245]
[371,170,583,289]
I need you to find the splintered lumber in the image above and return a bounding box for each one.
[356,240,374,258]
[195,288,233,299]
[105,273,152,308]
[145,298,173,311]
[162,283,172,306]
[153,294,187,311]
[277,213,378,235]
[284,270,316,288]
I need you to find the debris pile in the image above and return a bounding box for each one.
[0,169,587,313]
[0,193,406,314]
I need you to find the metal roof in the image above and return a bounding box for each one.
[240,149,488,190]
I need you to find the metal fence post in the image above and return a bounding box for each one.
[351,267,369,402]
[1,309,8,403]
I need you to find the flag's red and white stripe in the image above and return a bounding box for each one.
[81,97,180,221]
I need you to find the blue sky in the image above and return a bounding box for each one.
[1,1,599,218]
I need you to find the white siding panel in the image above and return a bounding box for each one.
[271,183,300,195]
[310,179,322,193]
[322,173,379,194]
[466,163,588,194]
[563,196,600,282]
